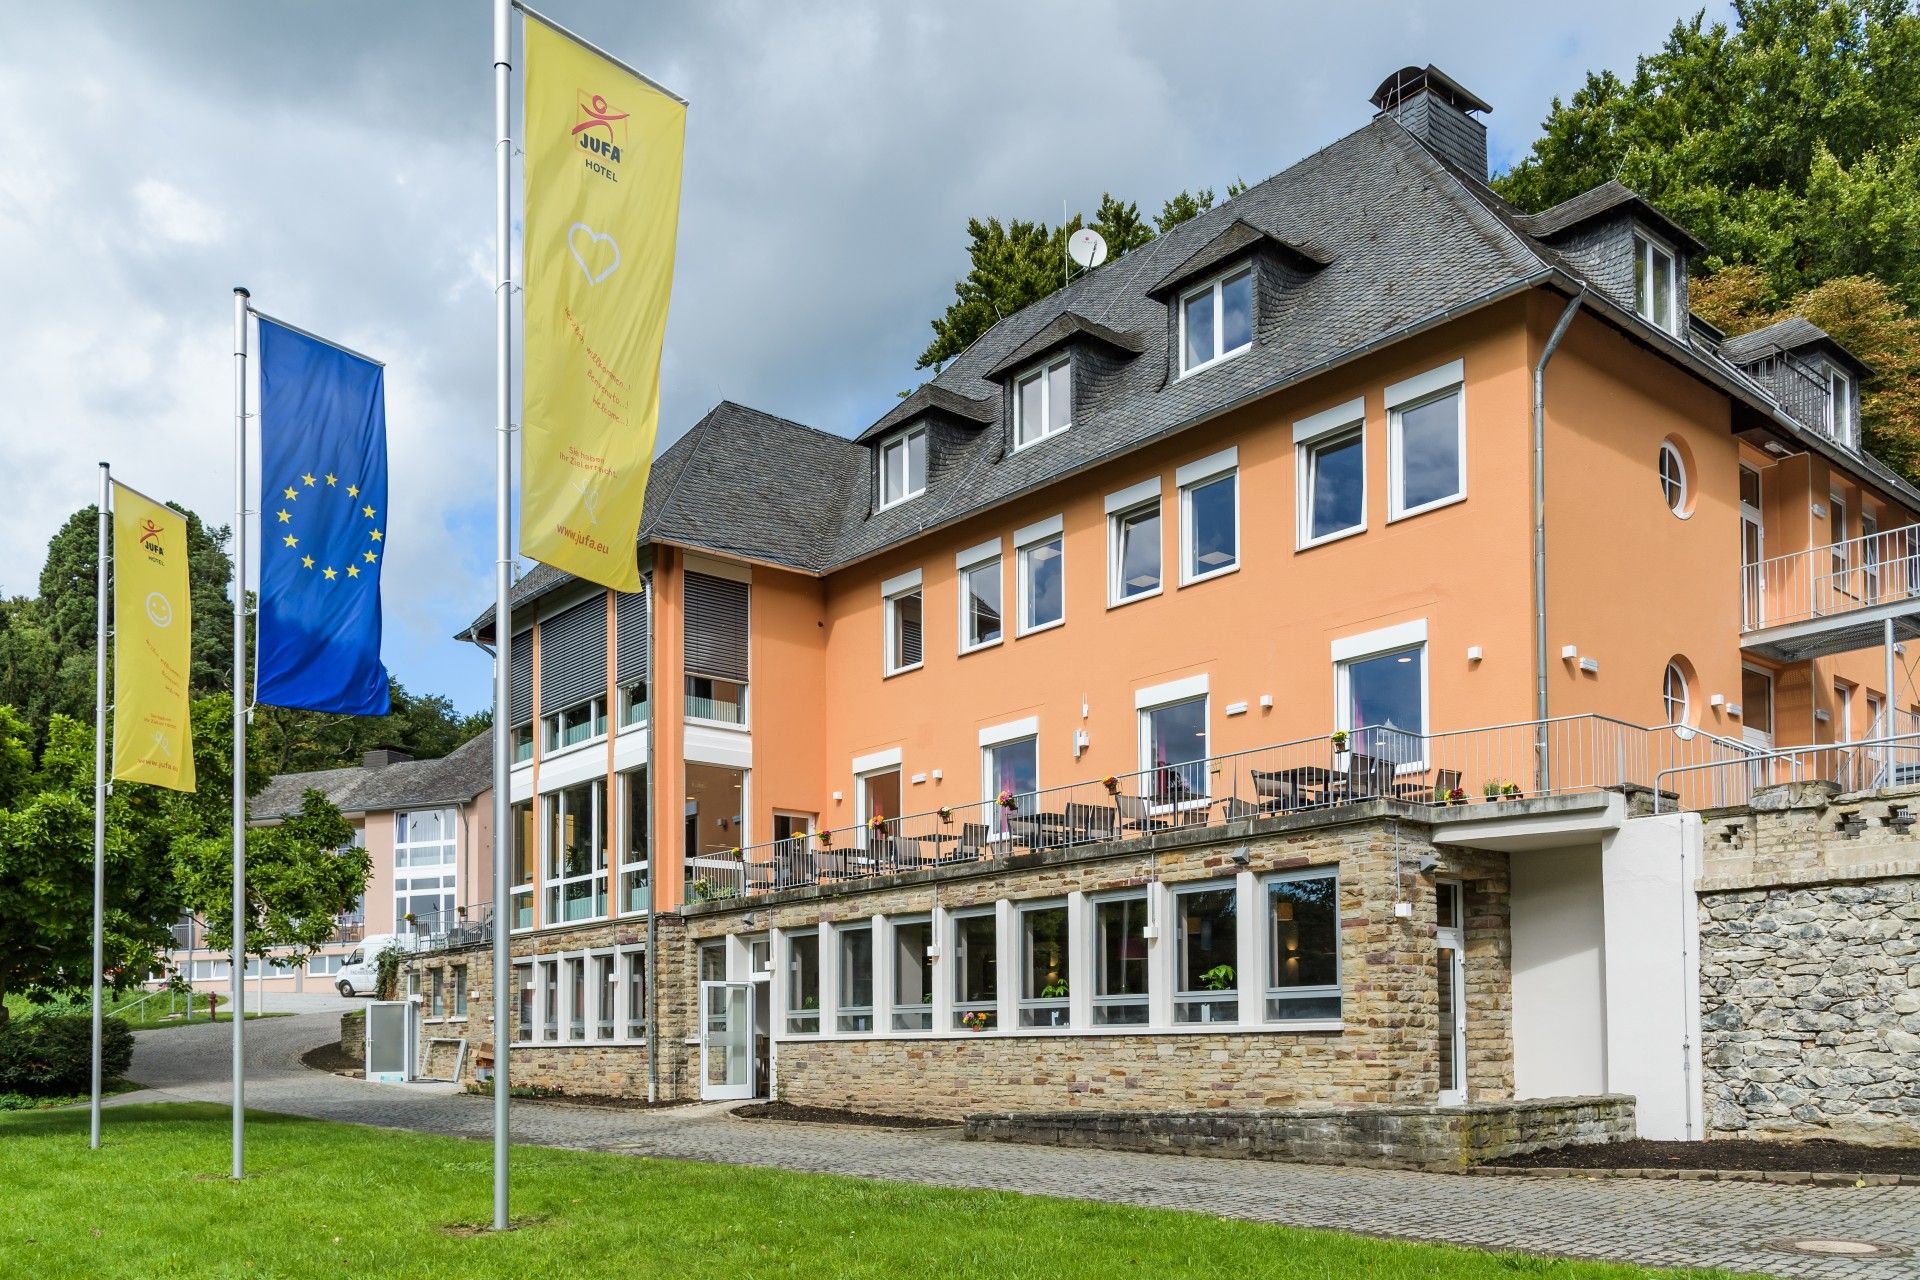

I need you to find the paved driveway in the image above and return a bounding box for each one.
[116,1008,1920,1279]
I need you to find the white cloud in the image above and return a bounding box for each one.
[132,178,227,247]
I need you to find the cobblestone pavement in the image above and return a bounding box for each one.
[116,1009,1920,1279]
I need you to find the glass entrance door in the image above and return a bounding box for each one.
[1435,881,1466,1106]
[699,980,756,1100]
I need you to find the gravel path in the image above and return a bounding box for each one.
[112,1006,1920,1279]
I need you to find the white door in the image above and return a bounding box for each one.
[1740,465,1764,630]
[1435,881,1467,1106]
[699,980,756,1101]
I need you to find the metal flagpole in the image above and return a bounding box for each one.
[644,569,658,1104]
[231,285,250,1180]
[90,461,110,1149]
[491,0,515,1233]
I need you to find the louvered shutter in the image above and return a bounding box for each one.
[900,593,923,667]
[537,599,608,713]
[509,631,533,726]
[683,572,750,682]
[614,582,650,684]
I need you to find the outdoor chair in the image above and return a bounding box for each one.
[1114,792,1167,833]
[1249,770,1299,811]
[1399,767,1460,803]
[952,822,990,862]
[1063,801,1117,845]
[1218,796,1268,821]
[1345,751,1394,801]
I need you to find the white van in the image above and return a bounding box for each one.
[334,933,420,998]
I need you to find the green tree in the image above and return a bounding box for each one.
[1155,188,1215,233]
[1090,192,1153,258]
[917,216,1077,368]
[254,680,484,776]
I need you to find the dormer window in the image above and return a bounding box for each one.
[1013,356,1071,450]
[1827,367,1857,448]
[1632,231,1679,335]
[1179,267,1253,376]
[877,425,926,509]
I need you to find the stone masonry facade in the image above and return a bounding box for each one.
[1698,780,1920,1144]
[684,804,1513,1120]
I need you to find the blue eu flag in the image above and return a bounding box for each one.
[256,318,391,715]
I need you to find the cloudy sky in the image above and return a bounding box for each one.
[0,1,1716,716]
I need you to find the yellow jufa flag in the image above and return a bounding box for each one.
[520,14,686,592]
[110,482,195,791]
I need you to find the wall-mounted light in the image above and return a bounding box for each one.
[1560,644,1579,661]
[931,768,943,781]
[1727,703,1744,718]
[831,790,843,802]
[1394,901,1414,919]
[1073,728,1090,759]
[1229,846,1250,867]
[910,772,927,785]
[1815,708,1832,724]
[1709,693,1725,708]
[1812,502,1828,518]
[1258,694,1274,710]
[1466,645,1483,663]
[1224,701,1248,717]
[1578,656,1599,674]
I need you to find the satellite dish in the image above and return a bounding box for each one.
[1068,227,1108,269]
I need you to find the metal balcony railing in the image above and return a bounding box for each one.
[404,904,495,953]
[1742,523,1920,634]
[1656,730,1920,812]
[682,716,1766,901]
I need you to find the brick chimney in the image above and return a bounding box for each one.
[1371,64,1492,181]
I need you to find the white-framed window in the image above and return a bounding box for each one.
[685,674,747,726]
[1179,266,1253,375]
[878,426,927,509]
[512,963,535,1042]
[565,955,587,1038]
[1827,367,1857,447]
[543,778,607,924]
[1172,880,1238,1024]
[509,800,534,930]
[1014,356,1071,449]
[1265,869,1341,1022]
[891,916,934,1031]
[453,963,469,1018]
[1864,512,1881,601]
[982,730,1039,837]
[882,569,923,676]
[622,946,648,1039]
[1295,398,1366,548]
[1090,890,1150,1026]
[1387,361,1466,520]
[1177,448,1239,585]
[618,766,649,915]
[1106,480,1163,605]
[1633,230,1679,335]
[1016,901,1071,1028]
[430,968,446,1018]
[1014,515,1065,635]
[308,954,345,977]
[1831,493,1849,585]
[950,907,999,1031]
[618,678,649,727]
[394,808,457,932]
[592,953,617,1039]
[1334,620,1429,769]
[784,929,820,1034]
[542,697,605,754]
[1139,691,1208,808]
[1658,441,1688,516]
[957,541,1003,653]
[855,761,901,848]
[539,959,559,1041]
[836,922,875,1033]
[1663,660,1690,727]
[510,724,534,764]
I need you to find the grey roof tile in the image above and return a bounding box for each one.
[252,731,493,822]
[1519,179,1707,254]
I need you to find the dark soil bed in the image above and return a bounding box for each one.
[511,1092,691,1111]
[1496,1138,1920,1175]
[733,1101,956,1129]
[299,1041,362,1078]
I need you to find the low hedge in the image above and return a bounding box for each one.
[0,1014,134,1095]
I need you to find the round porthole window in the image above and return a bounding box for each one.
[1658,439,1693,517]
[1663,657,1696,727]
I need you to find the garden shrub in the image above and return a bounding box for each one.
[0,1013,134,1095]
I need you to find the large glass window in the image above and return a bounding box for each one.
[952,910,998,1031]
[685,674,746,725]
[1658,441,1688,515]
[1014,356,1072,449]
[884,584,923,675]
[1174,883,1238,1024]
[542,697,605,753]
[543,780,607,923]
[1141,696,1208,806]
[510,724,534,764]
[539,960,559,1041]
[624,948,648,1038]
[785,932,819,1034]
[1180,268,1253,374]
[1016,531,1064,634]
[1391,388,1464,517]
[1266,872,1340,1021]
[619,678,649,727]
[684,762,746,864]
[1338,642,1425,766]
[619,767,649,913]
[566,957,586,1039]
[1633,232,1678,334]
[510,801,534,929]
[453,964,468,1018]
[983,735,1039,836]
[1828,368,1856,447]
[858,767,901,849]
[1301,426,1365,544]
[1110,501,1161,603]
[1663,661,1691,727]
[837,924,874,1033]
[513,963,534,1042]
[891,917,934,1031]
[960,557,1003,652]
[594,954,617,1039]
[1181,470,1238,583]
[1092,893,1150,1025]
[878,426,927,508]
[1017,903,1070,1028]
[394,808,457,932]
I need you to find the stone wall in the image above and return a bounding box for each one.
[688,804,1512,1118]
[966,1095,1635,1172]
[1698,781,1920,1144]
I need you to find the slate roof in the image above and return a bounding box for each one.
[981,312,1144,382]
[1720,315,1875,377]
[1146,219,1330,297]
[461,106,1919,638]
[252,731,493,822]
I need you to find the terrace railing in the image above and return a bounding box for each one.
[1742,523,1920,633]
[405,904,494,953]
[686,715,1766,901]
[1656,731,1920,813]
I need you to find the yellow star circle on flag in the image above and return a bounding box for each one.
[301,555,314,569]
[302,473,316,487]
[323,566,337,581]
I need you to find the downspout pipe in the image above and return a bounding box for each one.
[1534,289,1586,794]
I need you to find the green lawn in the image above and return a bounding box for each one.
[0,1103,1751,1280]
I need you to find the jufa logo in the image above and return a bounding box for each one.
[572,91,629,182]
[138,518,166,559]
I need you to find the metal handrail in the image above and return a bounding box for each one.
[1654,730,1920,813]
[1741,522,1920,632]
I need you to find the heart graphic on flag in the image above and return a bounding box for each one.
[567,222,621,285]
